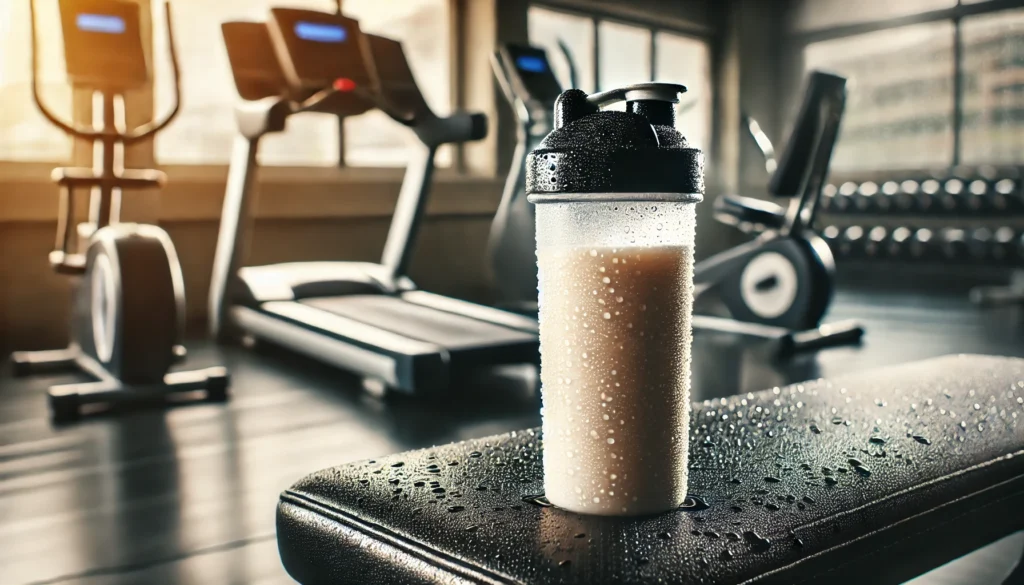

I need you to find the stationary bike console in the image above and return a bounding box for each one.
[10,0,228,422]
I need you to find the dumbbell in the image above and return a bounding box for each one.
[853,182,878,212]
[839,225,864,258]
[995,178,1018,212]
[909,227,934,260]
[833,182,857,213]
[940,178,963,213]
[878,181,898,212]
[990,226,1015,263]
[920,179,941,213]
[863,225,888,258]
[939,227,968,261]
[966,179,990,213]
[967,227,992,262]
[820,184,837,212]
[896,180,919,212]
[821,224,841,251]
[888,226,912,259]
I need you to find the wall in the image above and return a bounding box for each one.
[0,203,498,352]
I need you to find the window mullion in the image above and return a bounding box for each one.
[592,17,601,91]
[951,16,963,167]
[649,28,657,81]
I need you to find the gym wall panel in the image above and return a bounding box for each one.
[0,210,498,353]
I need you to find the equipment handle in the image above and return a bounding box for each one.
[30,0,183,142]
[491,51,531,125]
[556,39,578,90]
[294,78,416,127]
[30,0,90,139]
[122,1,182,144]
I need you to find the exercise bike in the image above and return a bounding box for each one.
[692,70,863,354]
[11,0,229,422]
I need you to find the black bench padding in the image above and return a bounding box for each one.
[277,355,1024,584]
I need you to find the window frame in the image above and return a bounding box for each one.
[790,0,1024,169]
[529,2,715,96]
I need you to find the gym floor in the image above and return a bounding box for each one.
[3,284,1023,585]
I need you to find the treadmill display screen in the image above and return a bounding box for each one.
[295,21,347,43]
[515,55,548,74]
[76,13,126,34]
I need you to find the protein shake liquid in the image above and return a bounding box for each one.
[538,244,693,515]
[528,85,704,516]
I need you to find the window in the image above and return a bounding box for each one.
[800,2,1024,170]
[598,21,651,93]
[0,0,71,162]
[528,6,712,143]
[153,0,449,167]
[804,23,955,172]
[527,7,595,92]
[792,0,956,33]
[655,32,712,151]
[960,9,1024,166]
[343,0,451,167]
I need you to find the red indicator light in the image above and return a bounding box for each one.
[333,78,357,92]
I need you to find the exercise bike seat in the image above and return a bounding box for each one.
[276,354,1024,584]
[713,194,787,232]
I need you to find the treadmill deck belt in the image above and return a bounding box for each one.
[300,295,537,351]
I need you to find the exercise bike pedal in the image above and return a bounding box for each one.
[777,319,864,358]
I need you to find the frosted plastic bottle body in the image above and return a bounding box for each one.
[535,196,697,516]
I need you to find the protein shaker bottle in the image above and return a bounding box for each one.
[528,84,704,516]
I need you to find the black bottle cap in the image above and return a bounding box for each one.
[526,83,704,199]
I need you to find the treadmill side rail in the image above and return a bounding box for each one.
[401,290,539,334]
[209,134,261,340]
[240,303,451,393]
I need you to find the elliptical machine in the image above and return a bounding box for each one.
[11,0,228,422]
[488,43,574,314]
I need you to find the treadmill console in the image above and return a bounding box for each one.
[222,22,288,101]
[59,0,148,91]
[364,35,430,119]
[267,9,375,94]
[498,44,562,108]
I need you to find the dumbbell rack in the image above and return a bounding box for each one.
[817,165,1024,269]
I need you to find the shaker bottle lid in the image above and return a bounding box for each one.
[526,82,704,201]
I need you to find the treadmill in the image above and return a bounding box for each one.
[488,44,564,314]
[208,8,539,395]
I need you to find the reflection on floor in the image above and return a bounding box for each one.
[1,289,1023,584]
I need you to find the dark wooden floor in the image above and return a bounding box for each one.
[3,286,1024,585]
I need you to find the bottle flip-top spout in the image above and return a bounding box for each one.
[529,82,703,199]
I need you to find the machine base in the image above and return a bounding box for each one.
[692,314,863,356]
[11,347,229,423]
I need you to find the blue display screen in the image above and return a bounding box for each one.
[295,21,347,43]
[516,55,548,74]
[76,13,126,34]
